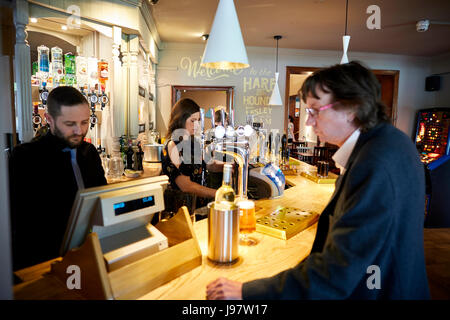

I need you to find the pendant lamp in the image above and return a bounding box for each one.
[201,0,249,70]
[340,0,351,64]
[269,35,283,106]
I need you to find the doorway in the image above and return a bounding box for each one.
[172,85,234,130]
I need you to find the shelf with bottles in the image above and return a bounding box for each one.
[31,44,111,140]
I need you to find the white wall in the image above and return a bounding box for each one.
[156,42,436,139]
[430,52,450,108]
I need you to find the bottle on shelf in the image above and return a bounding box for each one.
[64,52,76,86]
[214,164,235,211]
[51,46,64,86]
[37,45,50,81]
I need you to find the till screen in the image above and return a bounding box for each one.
[114,196,155,216]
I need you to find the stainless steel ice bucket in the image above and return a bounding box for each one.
[207,202,240,264]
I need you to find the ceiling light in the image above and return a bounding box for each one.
[269,35,283,106]
[61,25,68,31]
[30,17,38,23]
[201,0,249,70]
[202,34,209,41]
[340,0,350,64]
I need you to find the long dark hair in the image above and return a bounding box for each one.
[166,98,200,138]
[300,61,389,132]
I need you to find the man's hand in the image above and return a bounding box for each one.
[206,277,243,300]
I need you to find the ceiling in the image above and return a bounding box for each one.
[149,0,450,57]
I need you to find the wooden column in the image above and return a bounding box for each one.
[13,0,33,143]
[128,35,139,137]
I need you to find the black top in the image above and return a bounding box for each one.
[161,136,205,189]
[9,132,107,271]
[161,136,212,212]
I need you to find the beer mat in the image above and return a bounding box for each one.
[300,170,338,184]
[256,207,319,240]
[281,169,297,175]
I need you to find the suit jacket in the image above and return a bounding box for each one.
[243,122,430,299]
[9,132,107,271]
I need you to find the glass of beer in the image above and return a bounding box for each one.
[238,199,258,246]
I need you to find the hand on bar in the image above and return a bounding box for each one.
[206,277,243,300]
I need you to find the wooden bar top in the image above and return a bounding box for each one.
[139,162,335,300]
[14,160,336,300]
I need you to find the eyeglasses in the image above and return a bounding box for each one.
[305,102,337,118]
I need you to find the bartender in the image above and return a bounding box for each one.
[9,86,107,272]
[161,98,223,218]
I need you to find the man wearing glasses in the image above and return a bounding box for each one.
[206,61,430,300]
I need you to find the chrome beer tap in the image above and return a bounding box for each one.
[199,108,207,186]
[207,123,254,200]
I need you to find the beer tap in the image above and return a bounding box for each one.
[39,82,49,106]
[211,139,251,201]
[32,103,42,132]
[199,108,207,186]
[207,124,254,200]
[88,87,98,130]
[100,89,109,111]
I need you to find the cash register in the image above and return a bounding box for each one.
[61,175,169,271]
[50,175,202,299]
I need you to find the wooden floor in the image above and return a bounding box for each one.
[424,228,450,300]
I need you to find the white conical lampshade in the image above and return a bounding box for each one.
[269,72,283,106]
[201,0,249,70]
[340,35,351,64]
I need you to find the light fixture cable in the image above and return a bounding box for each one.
[344,0,348,35]
[274,35,282,73]
[269,35,283,106]
[340,0,351,64]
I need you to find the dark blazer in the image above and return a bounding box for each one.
[9,132,107,271]
[243,122,430,299]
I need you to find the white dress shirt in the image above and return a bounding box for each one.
[332,129,361,175]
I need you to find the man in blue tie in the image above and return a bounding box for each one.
[9,86,107,272]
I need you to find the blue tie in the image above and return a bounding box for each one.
[63,147,85,190]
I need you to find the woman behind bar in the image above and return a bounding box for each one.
[206,61,430,299]
[161,99,220,213]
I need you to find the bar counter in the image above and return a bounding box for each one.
[13,161,336,300]
[140,163,335,300]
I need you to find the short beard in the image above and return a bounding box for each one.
[53,125,86,148]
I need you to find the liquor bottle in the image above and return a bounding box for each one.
[76,56,88,88]
[214,164,235,210]
[51,46,64,85]
[32,61,38,76]
[37,45,50,81]
[98,60,108,87]
[65,52,76,86]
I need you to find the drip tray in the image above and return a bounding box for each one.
[256,207,319,240]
